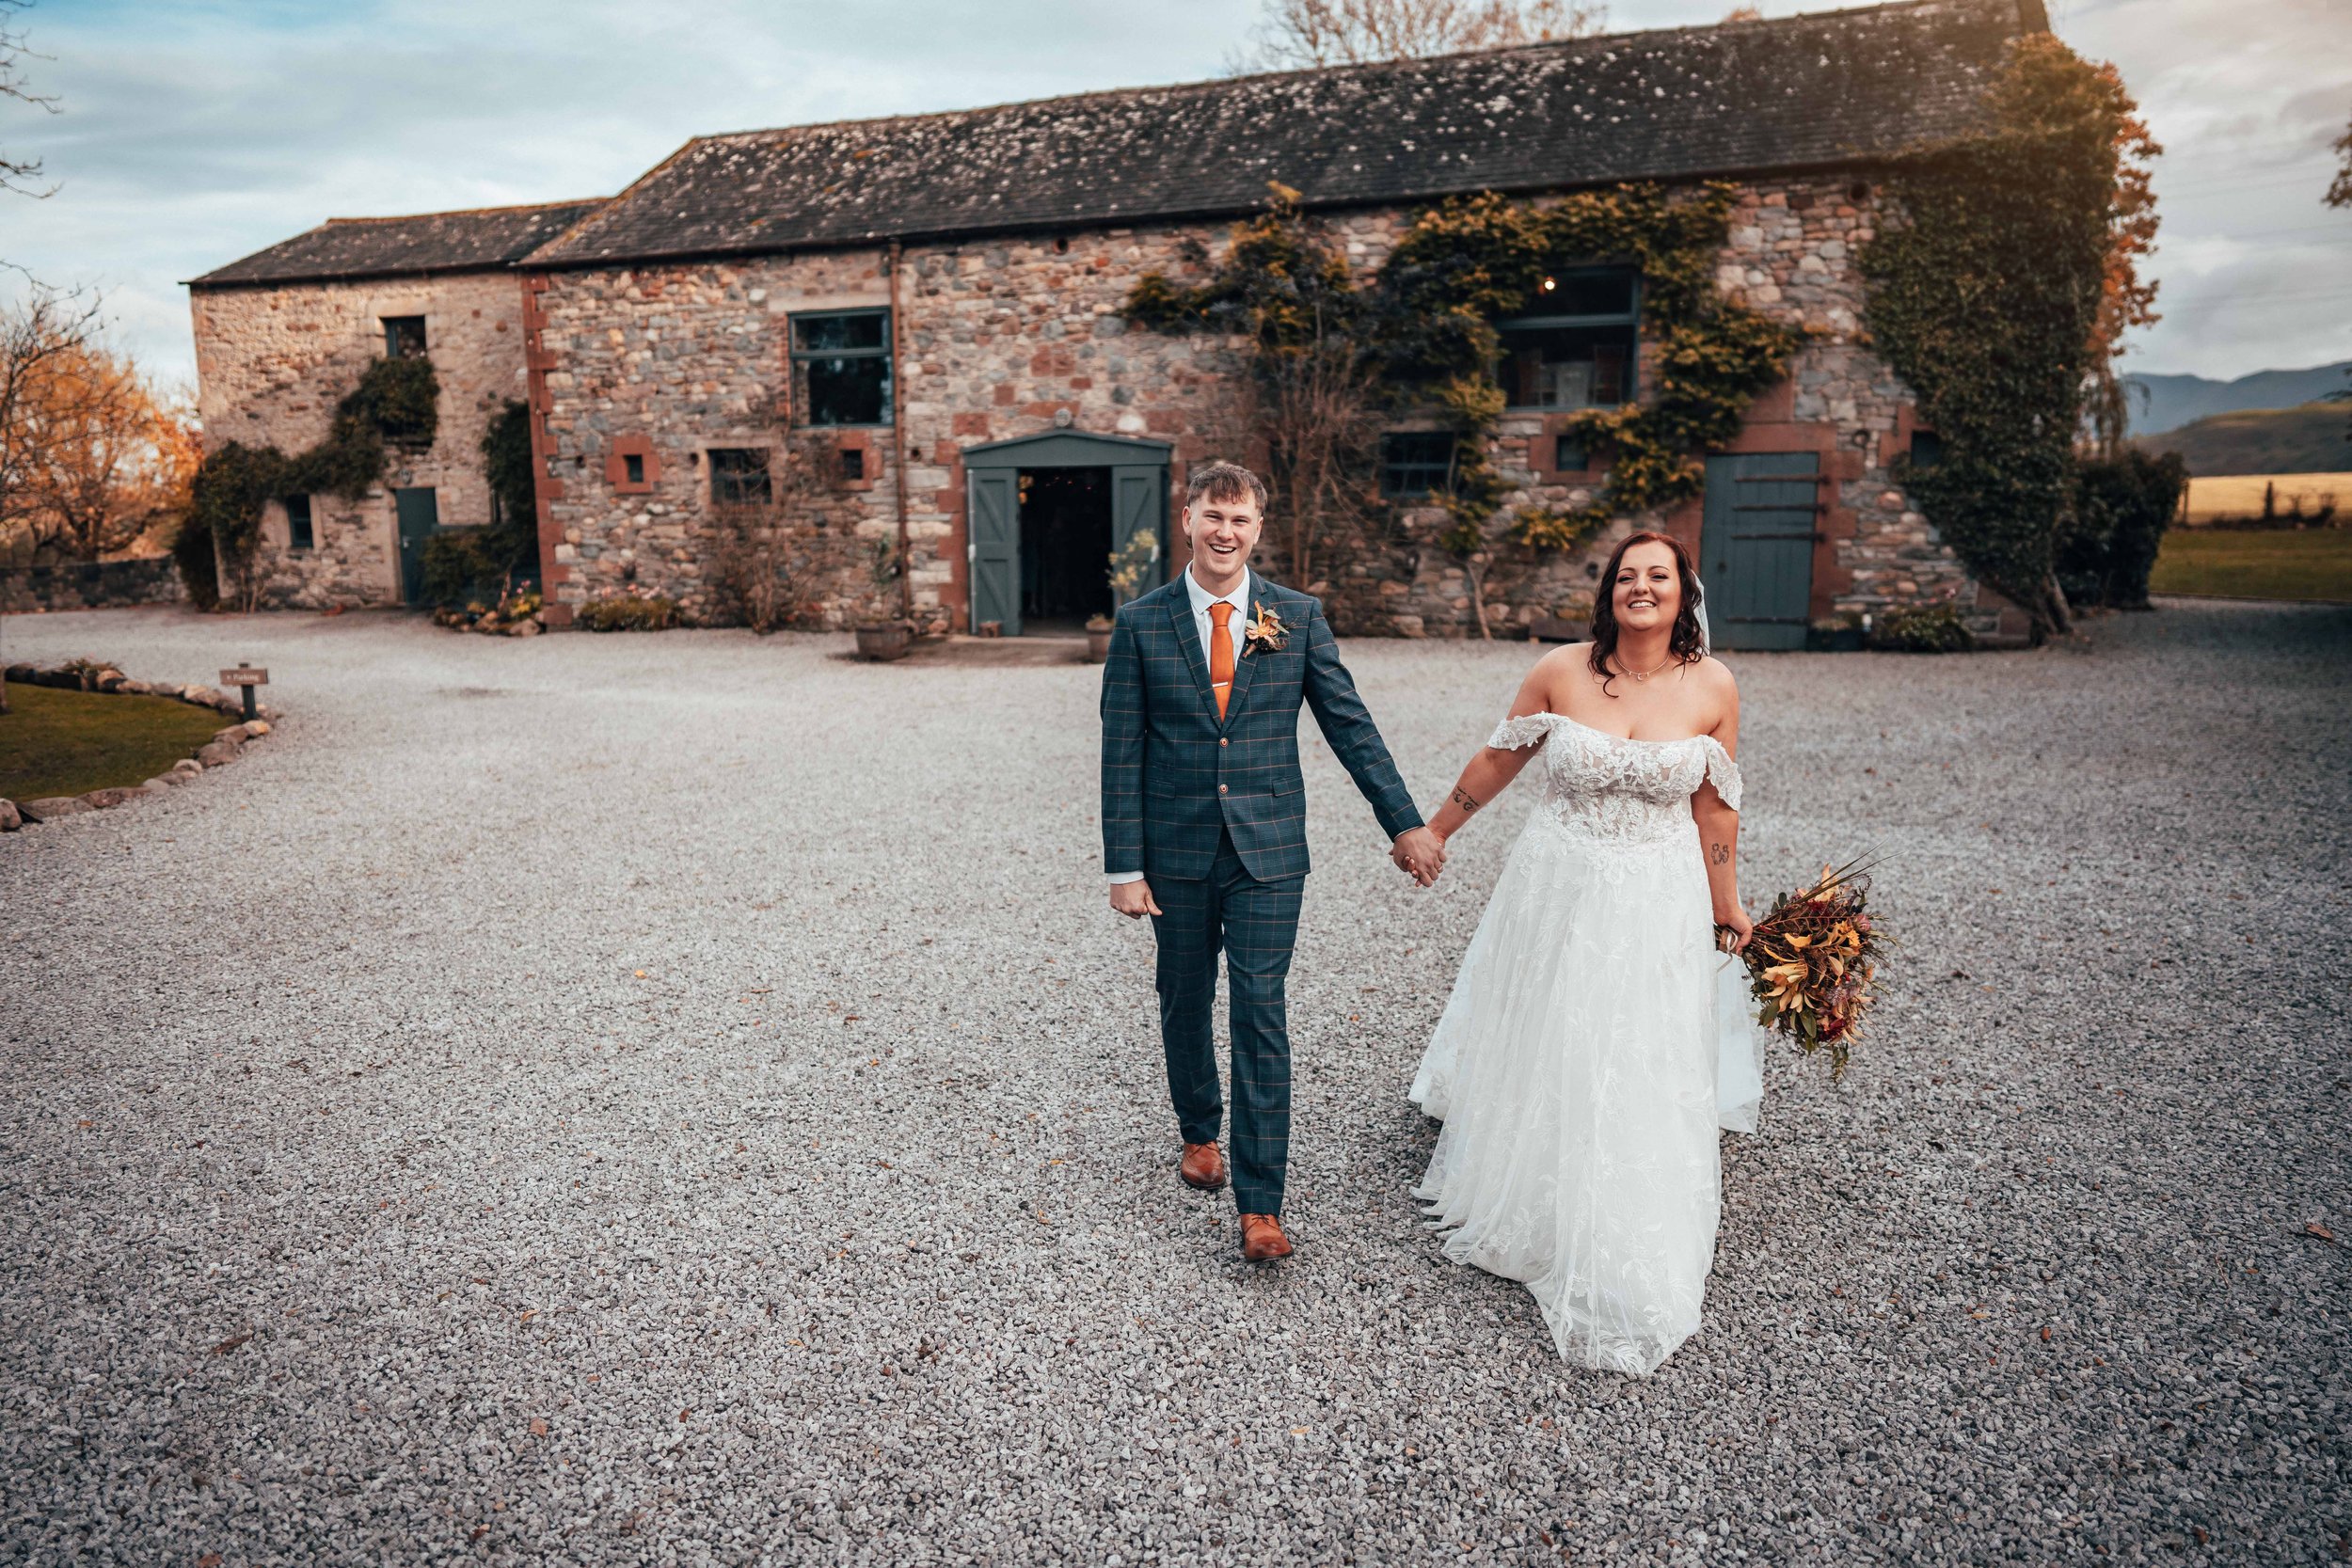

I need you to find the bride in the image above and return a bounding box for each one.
[1410,531,1756,1375]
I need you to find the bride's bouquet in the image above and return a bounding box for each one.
[1723,857,1886,1081]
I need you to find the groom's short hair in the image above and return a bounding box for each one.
[1186,460,1267,515]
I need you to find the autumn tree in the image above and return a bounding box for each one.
[1234,0,1606,71]
[1,293,197,562]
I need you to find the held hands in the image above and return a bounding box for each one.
[1391,826,1447,888]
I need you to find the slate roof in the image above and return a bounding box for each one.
[188,199,608,288]
[525,0,2043,270]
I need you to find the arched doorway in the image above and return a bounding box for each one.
[961,431,1170,636]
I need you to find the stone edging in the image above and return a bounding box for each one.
[1,659,280,832]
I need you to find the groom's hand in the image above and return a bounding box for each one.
[1109,879,1164,920]
[1391,827,1446,888]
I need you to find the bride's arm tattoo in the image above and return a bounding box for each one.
[1709,840,1731,864]
[1450,785,1483,816]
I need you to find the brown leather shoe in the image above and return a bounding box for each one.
[1179,1141,1228,1192]
[1240,1213,1293,1262]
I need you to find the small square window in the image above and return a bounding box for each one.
[708,448,771,505]
[838,448,866,482]
[383,316,427,358]
[1908,431,1943,470]
[789,309,892,427]
[1551,435,1589,471]
[1380,433,1456,498]
[284,495,314,552]
[623,452,645,485]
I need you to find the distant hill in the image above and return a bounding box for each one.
[2134,403,2351,476]
[2124,362,2351,436]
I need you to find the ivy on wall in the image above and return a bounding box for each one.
[176,355,439,610]
[1125,181,1795,570]
[1860,34,2154,638]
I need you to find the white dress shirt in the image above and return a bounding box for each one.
[1107,567,1252,885]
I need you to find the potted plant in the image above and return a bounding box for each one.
[854,540,912,661]
[1085,613,1114,662]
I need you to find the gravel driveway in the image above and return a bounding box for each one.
[2,600,2346,1566]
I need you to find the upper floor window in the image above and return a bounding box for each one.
[383,316,428,358]
[1493,267,1637,411]
[708,447,772,506]
[790,309,891,427]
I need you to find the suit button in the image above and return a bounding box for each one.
[1219,737,1229,748]
[1218,784,1229,795]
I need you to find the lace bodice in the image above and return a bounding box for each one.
[1487,711,1740,848]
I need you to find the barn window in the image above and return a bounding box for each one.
[789,309,892,427]
[284,494,314,551]
[1380,433,1456,498]
[382,316,428,358]
[1493,267,1638,410]
[708,448,772,505]
[623,452,645,485]
[838,447,866,482]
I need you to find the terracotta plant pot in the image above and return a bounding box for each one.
[1086,618,1114,663]
[854,621,912,662]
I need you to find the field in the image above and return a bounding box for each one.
[2151,525,2352,602]
[0,679,227,800]
[2180,470,2348,524]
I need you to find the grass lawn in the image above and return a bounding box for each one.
[2150,528,2352,603]
[0,681,229,801]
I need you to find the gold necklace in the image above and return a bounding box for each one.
[1618,651,1676,683]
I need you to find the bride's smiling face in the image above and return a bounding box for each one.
[1611,541,1682,633]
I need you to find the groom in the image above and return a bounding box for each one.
[1100,460,1445,1262]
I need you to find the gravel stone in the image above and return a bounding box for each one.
[1,600,2345,1566]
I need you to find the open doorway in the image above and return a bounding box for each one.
[1018,467,1111,634]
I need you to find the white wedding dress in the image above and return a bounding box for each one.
[1409,710,1759,1375]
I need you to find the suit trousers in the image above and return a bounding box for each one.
[1149,828,1307,1216]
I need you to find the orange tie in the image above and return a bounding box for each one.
[1208,600,1235,720]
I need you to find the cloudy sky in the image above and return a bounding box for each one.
[4,0,2346,390]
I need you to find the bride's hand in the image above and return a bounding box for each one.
[1715,906,1754,954]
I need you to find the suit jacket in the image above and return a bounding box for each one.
[1100,567,1422,883]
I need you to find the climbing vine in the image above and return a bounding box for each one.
[1860,34,2156,638]
[1124,180,1794,586]
[1377,182,1794,554]
[176,355,439,610]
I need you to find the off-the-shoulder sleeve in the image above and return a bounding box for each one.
[1696,735,1742,811]
[1486,712,1559,752]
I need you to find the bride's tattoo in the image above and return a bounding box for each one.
[1450,785,1483,816]
[1709,841,1731,864]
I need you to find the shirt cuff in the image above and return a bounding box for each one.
[1105,870,1146,885]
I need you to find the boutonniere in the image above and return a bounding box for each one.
[1242,601,1288,657]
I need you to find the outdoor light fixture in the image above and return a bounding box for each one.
[1541,277,1557,292]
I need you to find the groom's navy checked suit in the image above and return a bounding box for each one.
[1101,568,1421,1215]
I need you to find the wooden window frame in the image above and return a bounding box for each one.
[707,447,773,506]
[1379,432,1457,499]
[1493,265,1641,413]
[382,315,428,359]
[283,494,314,552]
[787,307,893,429]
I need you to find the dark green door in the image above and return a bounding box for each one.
[1109,463,1167,603]
[394,486,439,606]
[967,468,1020,634]
[1698,453,1818,651]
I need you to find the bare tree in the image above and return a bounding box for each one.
[2327,110,2350,210]
[2,0,57,200]
[1246,310,1385,586]
[1235,0,1606,71]
[711,436,850,633]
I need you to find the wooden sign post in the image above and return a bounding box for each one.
[219,662,268,721]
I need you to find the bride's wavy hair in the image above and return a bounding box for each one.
[1588,531,1707,692]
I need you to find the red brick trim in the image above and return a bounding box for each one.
[1660,383,1860,625]
[604,433,660,495]
[832,429,879,494]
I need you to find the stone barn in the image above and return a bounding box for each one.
[191,0,2050,644]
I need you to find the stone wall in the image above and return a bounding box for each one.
[527,171,2022,641]
[0,558,185,615]
[189,270,532,610]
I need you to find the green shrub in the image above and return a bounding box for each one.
[2060,449,2187,610]
[420,529,501,608]
[1868,603,1975,653]
[575,594,678,632]
[169,511,221,610]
